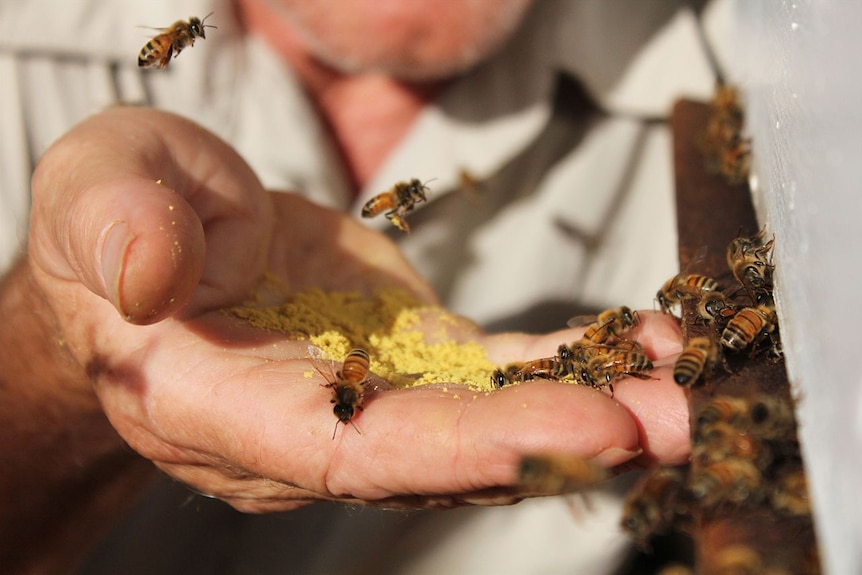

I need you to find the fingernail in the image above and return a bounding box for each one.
[100,220,131,314]
[593,446,644,467]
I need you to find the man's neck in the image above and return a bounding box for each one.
[237,0,442,192]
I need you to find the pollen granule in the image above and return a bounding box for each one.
[224,283,497,392]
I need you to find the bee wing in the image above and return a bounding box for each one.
[566,314,599,329]
[137,25,170,34]
[680,245,708,274]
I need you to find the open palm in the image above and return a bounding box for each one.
[28,107,689,513]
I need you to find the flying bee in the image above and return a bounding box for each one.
[361,178,431,232]
[323,348,371,438]
[720,304,777,355]
[138,13,216,69]
[673,336,721,386]
[490,357,564,388]
[688,458,764,508]
[621,466,687,549]
[570,306,638,345]
[696,291,738,326]
[517,453,609,495]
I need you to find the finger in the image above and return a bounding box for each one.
[246,380,643,501]
[480,310,683,366]
[611,366,691,465]
[30,106,271,324]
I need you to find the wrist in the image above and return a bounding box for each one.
[0,255,155,572]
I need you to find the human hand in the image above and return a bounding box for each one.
[28,107,689,514]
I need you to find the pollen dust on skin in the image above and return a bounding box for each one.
[223,284,498,391]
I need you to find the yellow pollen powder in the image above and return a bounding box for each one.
[224,286,497,391]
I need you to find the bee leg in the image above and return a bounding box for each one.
[157,46,174,69]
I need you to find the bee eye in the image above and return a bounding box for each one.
[751,402,769,424]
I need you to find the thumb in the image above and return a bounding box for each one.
[31,168,206,324]
[29,106,269,324]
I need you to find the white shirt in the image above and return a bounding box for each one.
[0,1,716,573]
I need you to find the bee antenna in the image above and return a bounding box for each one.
[201,12,217,28]
[349,420,364,436]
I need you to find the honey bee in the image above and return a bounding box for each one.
[718,135,752,186]
[726,226,773,264]
[657,273,719,314]
[138,14,216,69]
[361,178,430,232]
[688,458,764,508]
[673,336,720,386]
[727,228,775,300]
[578,349,653,394]
[517,453,609,495]
[490,357,564,388]
[621,466,686,548]
[696,394,795,442]
[720,304,777,354]
[711,545,765,575]
[557,340,641,370]
[696,291,738,326]
[572,306,638,345]
[704,84,751,184]
[324,348,371,437]
[769,468,810,516]
[692,421,773,470]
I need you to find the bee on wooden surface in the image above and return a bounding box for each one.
[673,336,721,386]
[688,458,764,508]
[692,421,773,470]
[711,545,766,575]
[570,306,638,345]
[138,13,216,69]
[361,178,430,232]
[697,394,795,441]
[517,453,609,495]
[720,304,777,354]
[490,357,564,388]
[704,84,751,185]
[657,273,719,314]
[711,84,745,126]
[621,466,687,549]
[727,230,775,303]
[579,348,653,395]
[769,468,810,516]
[726,226,772,262]
[696,291,738,326]
[731,246,775,292]
[324,348,371,437]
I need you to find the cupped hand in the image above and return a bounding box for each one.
[28,106,689,514]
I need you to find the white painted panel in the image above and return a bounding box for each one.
[707,1,862,572]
